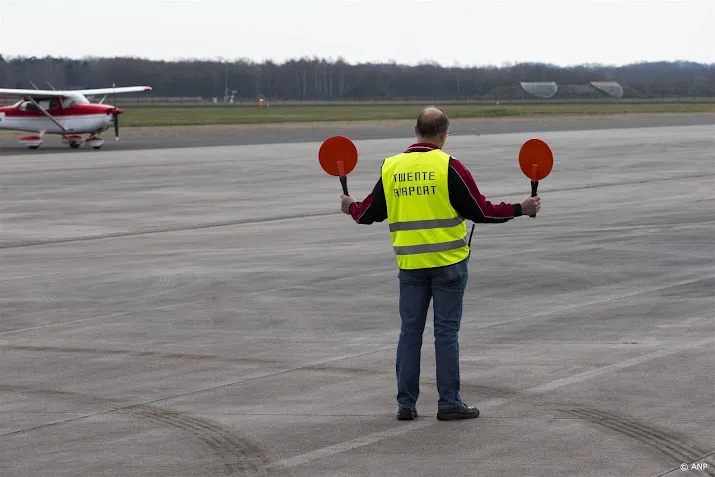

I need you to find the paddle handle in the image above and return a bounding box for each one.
[529,180,538,217]
[529,164,539,218]
[337,160,349,195]
[340,175,349,195]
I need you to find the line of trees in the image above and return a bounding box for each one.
[0,56,713,100]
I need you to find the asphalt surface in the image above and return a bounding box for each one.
[0,113,713,153]
[0,117,714,477]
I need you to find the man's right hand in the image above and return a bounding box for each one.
[521,196,541,216]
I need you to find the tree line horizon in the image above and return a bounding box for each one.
[0,56,713,100]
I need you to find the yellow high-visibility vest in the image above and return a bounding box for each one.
[381,148,469,269]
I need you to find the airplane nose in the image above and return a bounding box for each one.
[112,107,124,115]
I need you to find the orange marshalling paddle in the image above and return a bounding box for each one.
[518,138,553,217]
[318,135,358,195]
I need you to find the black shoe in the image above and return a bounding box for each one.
[436,402,480,421]
[397,407,418,420]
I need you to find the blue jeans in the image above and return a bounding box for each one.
[396,257,468,410]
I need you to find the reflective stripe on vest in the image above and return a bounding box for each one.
[388,216,464,232]
[381,148,470,270]
[393,237,468,255]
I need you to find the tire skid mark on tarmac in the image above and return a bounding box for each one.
[459,383,714,476]
[2,173,712,251]
[131,408,269,477]
[2,354,713,475]
[1,286,711,473]
[0,385,270,477]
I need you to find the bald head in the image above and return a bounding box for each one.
[415,107,450,146]
[416,107,448,135]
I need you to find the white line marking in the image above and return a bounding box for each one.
[264,337,713,470]
[528,339,714,394]
[264,421,436,469]
[0,304,138,335]
[0,271,65,283]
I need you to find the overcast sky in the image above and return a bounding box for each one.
[1,0,713,66]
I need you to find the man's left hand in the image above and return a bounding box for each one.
[341,194,355,215]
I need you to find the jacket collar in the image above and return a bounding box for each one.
[405,142,440,153]
[405,142,439,152]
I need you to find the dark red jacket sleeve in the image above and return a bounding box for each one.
[349,177,387,224]
[448,158,522,223]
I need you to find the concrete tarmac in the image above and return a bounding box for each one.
[0,113,714,154]
[0,119,714,476]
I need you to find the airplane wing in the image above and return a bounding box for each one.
[0,86,152,99]
[77,86,152,96]
[0,88,66,99]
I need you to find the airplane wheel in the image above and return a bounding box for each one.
[69,142,81,149]
[20,136,43,149]
[87,137,105,150]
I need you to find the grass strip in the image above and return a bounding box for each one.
[119,102,715,127]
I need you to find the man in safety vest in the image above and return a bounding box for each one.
[340,107,541,421]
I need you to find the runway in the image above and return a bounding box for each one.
[0,113,714,154]
[1,117,714,476]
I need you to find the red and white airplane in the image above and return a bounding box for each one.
[0,85,152,150]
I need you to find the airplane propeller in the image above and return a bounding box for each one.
[104,106,122,140]
[112,83,119,141]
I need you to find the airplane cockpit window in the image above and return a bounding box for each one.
[19,101,38,111]
[63,95,89,107]
[17,98,68,111]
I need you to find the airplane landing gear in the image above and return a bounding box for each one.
[86,136,105,150]
[60,134,104,150]
[19,135,44,149]
[16,133,105,150]
[61,134,84,149]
